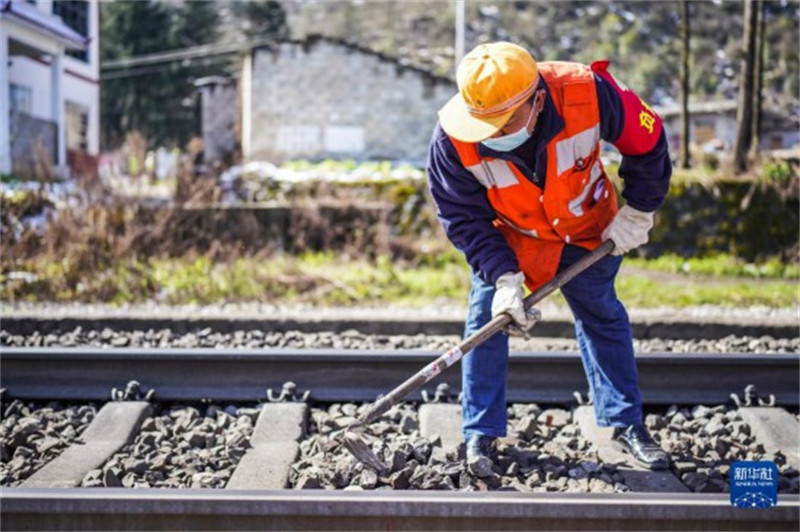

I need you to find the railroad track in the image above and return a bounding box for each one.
[1,347,798,403]
[1,347,798,531]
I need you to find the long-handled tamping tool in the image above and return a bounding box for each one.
[343,240,615,472]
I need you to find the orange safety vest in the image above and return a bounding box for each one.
[448,61,619,291]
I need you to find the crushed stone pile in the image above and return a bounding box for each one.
[2,328,797,354]
[290,402,799,493]
[80,404,257,488]
[0,400,97,486]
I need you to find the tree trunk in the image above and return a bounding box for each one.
[751,0,767,157]
[733,0,758,173]
[679,0,691,169]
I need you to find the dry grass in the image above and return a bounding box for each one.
[2,163,795,308]
[1,170,452,305]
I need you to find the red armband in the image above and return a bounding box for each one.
[591,60,662,156]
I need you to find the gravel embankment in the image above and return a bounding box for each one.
[0,400,97,486]
[80,404,256,488]
[4,301,796,324]
[291,403,800,493]
[651,405,799,493]
[2,328,798,354]
[3,397,796,492]
[292,403,626,492]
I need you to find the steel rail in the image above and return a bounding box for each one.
[1,348,797,406]
[1,488,797,531]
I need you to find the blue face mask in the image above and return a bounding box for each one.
[481,101,537,152]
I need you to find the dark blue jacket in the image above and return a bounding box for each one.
[426,74,672,284]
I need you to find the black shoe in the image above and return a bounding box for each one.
[612,424,670,470]
[466,435,496,478]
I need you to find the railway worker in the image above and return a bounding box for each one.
[426,42,672,474]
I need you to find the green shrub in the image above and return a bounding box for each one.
[626,253,800,279]
[761,160,794,186]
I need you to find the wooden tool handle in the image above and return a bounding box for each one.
[355,240,616,426]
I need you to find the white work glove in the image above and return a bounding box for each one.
[492,272,541,337]
[601,205,655,256]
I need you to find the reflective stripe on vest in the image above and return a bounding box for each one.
[567,160,603,216]
[466,159,520,190]
[496,212,539,238]
[555,124,600,176]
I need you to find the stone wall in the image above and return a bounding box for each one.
[107,179,797,262]
[198,79,238,164]
[246,36,456,164]
[10,111,56,178]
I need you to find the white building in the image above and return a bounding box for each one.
[226,36,455,166]
[0,0,99,177]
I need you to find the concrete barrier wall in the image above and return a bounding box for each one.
[11,111,57,178]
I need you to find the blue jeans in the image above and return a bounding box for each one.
[461,244,643,440]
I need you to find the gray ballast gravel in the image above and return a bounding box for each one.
[0,400,97,486]
[291,403,626,493]
[290,402,800,494]
[4,301,796,327]
[648,404,800,494]
[80,404,257,489]
[1,327,797,354]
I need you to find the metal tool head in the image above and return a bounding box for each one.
[342,423,387,473]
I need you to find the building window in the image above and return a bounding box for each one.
[53,0,89,62]
[10,83,33,114]
[66,101,89,152]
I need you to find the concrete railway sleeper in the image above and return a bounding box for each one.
[1,397,798,494]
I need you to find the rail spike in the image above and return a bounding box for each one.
[266,381,310,403]
[573,390,593,406]
[730,384,776,408]
[110,380,155,402]
[421,382,458,404]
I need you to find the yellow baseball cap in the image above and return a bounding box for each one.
[439,42,540,143]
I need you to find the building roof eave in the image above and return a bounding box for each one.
[250,34,456,87]
[1,0,89,51]
[194,76,234,88]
